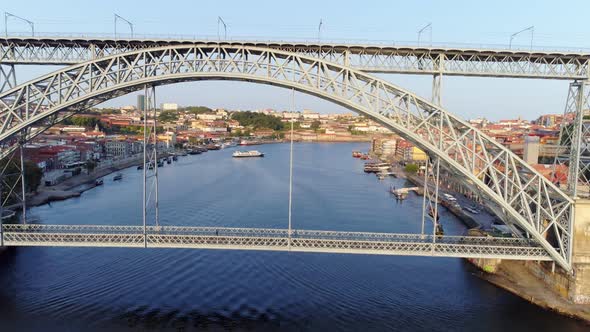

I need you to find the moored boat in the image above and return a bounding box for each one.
[352,151,362,158]
[113,173,123,181]
[95,179,104,185]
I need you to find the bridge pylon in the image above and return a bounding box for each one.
[554,80,590,198]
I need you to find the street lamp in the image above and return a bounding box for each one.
[4,12,34,37]
[417,22,432,47]
[114,14,134,39]
[318,19,323,43]
[509,26,534,50]
[217,16,227,41]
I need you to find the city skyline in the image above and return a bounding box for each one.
[3,0,589,121]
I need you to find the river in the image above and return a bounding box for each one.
[0,142,586,331]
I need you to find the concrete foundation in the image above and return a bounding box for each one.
[515,198,590,304]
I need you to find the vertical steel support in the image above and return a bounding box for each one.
[554,81,590,198]
[142,85,160,246]
[420,158,429,236]
[432,54,444,106]
[287,89,295,249]
[19,139,26,224]
[142,86,148,247]
[0,64,17,93]
[0,180,3,247]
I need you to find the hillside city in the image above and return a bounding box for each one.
[22,94,570,188]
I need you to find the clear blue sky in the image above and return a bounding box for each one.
[5,0,590,120]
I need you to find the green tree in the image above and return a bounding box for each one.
[183,106,213,115]
[158,110,179,123]
[311,120,321,131]
[404,163,419,173]
[231,111,284,131]
[85,160,97,173]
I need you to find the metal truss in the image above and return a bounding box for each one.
[0,137,27,223]
[0,224,551,260]
[0,64,17,93]
[1,37,589,79]
[554,81,590,198]
[0,44,575,271]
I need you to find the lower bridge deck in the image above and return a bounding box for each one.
[0,224,552,261]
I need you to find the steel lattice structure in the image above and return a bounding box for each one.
[0,44,575,271]
[1,36,589,79]
[0,224,551,260]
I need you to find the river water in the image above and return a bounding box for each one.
[0,143,586,331]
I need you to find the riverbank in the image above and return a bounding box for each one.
[28,156,144,207]
[475,260,590,323]
[381,160,590,323]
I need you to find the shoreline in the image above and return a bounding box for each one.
[27,155,144,208]
[382,159,590,323]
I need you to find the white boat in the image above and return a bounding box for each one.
[232,150,264,158]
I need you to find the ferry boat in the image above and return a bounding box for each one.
[113,173,123,181]
[232,150,264,158]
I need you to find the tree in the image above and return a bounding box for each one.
[311,120,321,131]
[85,160,97,173]
[231,111,284,131]
[404,163,419,173]
[183,106,212,115]
[0,159,43,202]
[158,110,179,123]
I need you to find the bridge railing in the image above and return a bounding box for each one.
[1,224,540,247]
[3,31,590,53]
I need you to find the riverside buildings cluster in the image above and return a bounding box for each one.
[22,98,572,186]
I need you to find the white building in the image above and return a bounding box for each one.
[161,103,178,111]
[197,113,223,121]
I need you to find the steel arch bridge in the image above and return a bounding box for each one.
[0,44,574,271]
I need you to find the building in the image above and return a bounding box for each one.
[197,113,222,121]
[523,135,540,164]
[302,110,320,120]
[161,103,178,111]
[105,140,132,158]
[137,94,145,112]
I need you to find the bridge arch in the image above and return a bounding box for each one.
[0,44,574,271]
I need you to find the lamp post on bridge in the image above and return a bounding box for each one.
[4,12,34,37]
[417,22,432,47]
[114,14,134,39]
[509,26,534,50]
[217,16,227,41]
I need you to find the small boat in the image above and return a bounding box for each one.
[137,164,144,170]
[113,173,123,181]
[376,172,387,180]
[364,162,390,173]
[187,149,201,155]
[172,155,178,161]
[206,144,221,150]
[352,151,362,158]
[157,160,164,167]
[232,150,264,158]
[167,158,172,164]
[360,154,370,160]
[95,179,104,185]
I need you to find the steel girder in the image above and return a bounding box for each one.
[1,37,589,79]
[0,224,551,260]
[0,44,575,271]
